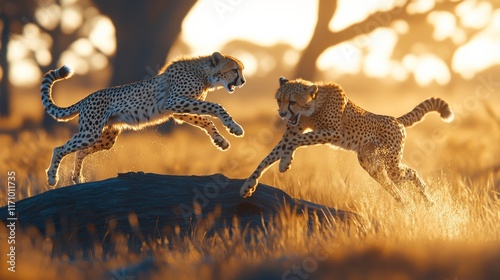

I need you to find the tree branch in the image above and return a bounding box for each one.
[294,0,463,80]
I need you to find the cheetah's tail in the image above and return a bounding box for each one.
[40,65,81,122]
[397,97,454,127]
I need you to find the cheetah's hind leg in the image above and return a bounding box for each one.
[357,144,405,203]
[385,160,434,206]
[72,127,121,184]
[47,131,103,186]
[47,109,110,186]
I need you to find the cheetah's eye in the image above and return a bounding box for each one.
[289,101,297,105]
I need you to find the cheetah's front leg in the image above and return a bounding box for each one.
[167,97,244,137]
[240,143,287,198]
[279,130,343,172]
[241,125,303,198]
[173,114,230,150]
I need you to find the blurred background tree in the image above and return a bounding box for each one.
[1,0,38,117]
[92,0,196,86]
[0,0,195,129]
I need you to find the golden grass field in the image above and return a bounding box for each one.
[0,80,499,279]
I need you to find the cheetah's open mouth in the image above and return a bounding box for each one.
[227,82,236,93]
[288,114,299,126]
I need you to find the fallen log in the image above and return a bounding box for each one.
[0,172,356,257]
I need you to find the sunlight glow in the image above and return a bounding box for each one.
[366,28,398,55]
[60,51,89,74]
[364,55,391,78]
[258,55,277,76]
[7,0,500,87]
[60,39,109,75]
[34,4,61,30]
[426,191,470,240]
[404,53,450,86]
[182,0,317,55]
[22,23,53,51]
[456,0,492,29]
[89,16,116,56]
[173,0,463,84]
[427,11,456,41]
[231,51,257,77]
[316,43,362,77]
[283,49,300,67]
[329,0,400,31]
[35,49,52,66]
[71,38,94,57]
[407,0,435,15]
[453,9,500,79]
[8,23,53,73]
[317,28,400,79]
[391,19,409,34]
[9,60,41,87]
[363,28,397,78]
[7,38,30,62]
[61,6,83,34]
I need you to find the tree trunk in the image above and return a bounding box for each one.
[294,0,337,80]
[0,13,10,117]
[93,0,196,86]
[0,172,356,258]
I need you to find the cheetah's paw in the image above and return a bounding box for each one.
[240,178,258,198]
[279,155,293,173]
[228,122,244,137]
[46,168,59,187]
[212,135,230,150]
[72,173,86,184]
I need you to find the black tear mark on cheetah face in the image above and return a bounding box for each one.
[209,52,246,93]
[275,77,318,126]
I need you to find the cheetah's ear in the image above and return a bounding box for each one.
[211,52,224,66]
[279,76,288,86]
[307,85,318,99]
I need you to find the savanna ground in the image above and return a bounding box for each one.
[0,77,499,279]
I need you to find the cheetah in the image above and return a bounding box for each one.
[240,77,453,203]
[41,52,245,186]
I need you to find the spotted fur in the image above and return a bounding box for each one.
[41,52,245,186]
[240,77,453,203]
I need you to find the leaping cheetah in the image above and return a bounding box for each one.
[240,77,453,203]
[41,52,245,186]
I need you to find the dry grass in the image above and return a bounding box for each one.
[0,88,499,279]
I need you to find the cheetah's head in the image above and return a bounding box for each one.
[208,52,245,93]
[275,77,318,126]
